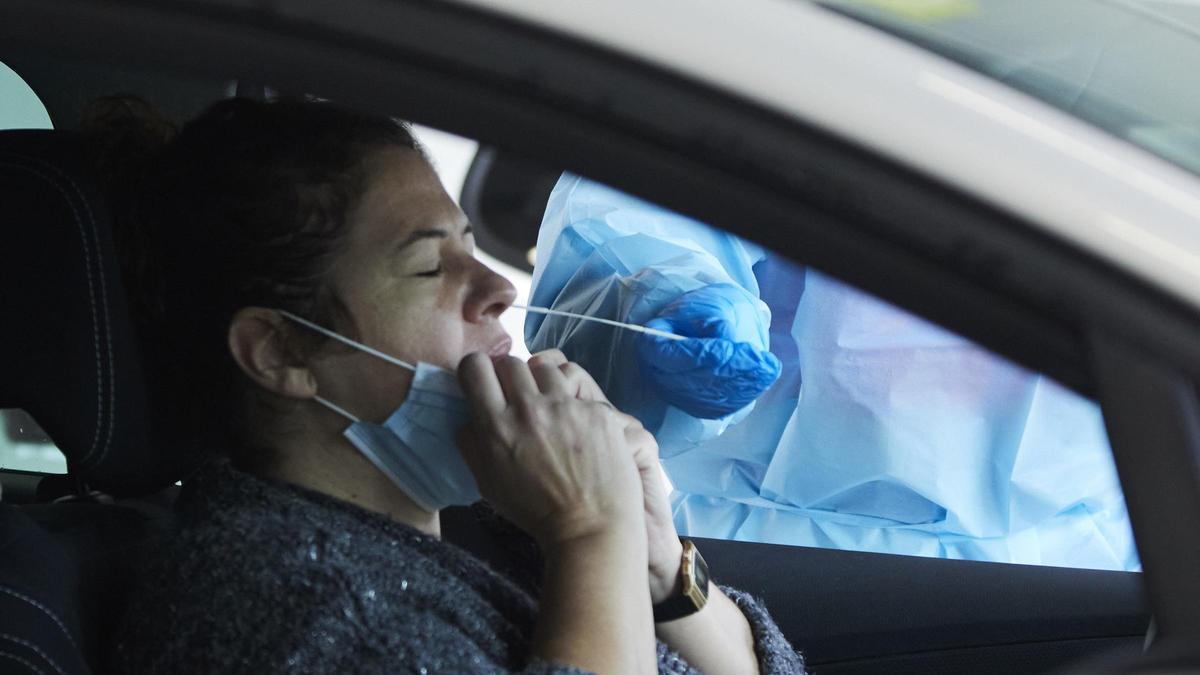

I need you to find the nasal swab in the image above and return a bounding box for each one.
[512,303,686,341]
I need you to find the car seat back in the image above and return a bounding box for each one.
[0,503,92,675]
[0,130,168,494]
[0,130,188,674]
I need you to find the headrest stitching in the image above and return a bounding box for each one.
[0,649,46,675]
[0,155,112,469]
[0,634,66,675]
[0,587,79,651]
[48,159,116,469]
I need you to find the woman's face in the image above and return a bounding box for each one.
[310,145,516,423]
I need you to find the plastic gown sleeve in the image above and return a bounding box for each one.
[671,271,1138,572]
[525,174,774,454]
[525,176,1138,573]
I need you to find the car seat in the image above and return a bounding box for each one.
[0,130,191,674]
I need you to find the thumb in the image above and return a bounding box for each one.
[638,332,737,375]
[625,424,660,472]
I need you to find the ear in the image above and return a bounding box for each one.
[227,307,318,399]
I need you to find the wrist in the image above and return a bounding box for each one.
[648,538,684,604]
[540,518,646,559]
[652,539,712,623]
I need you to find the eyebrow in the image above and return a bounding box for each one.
[393,228,448,254]
[392,222,474,255]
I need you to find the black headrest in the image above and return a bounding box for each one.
[0,130,178,495]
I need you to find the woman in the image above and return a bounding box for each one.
[88,97,803,674]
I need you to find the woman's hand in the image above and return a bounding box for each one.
[456,352,647,548]
[527,350,684,603]
[635,441,684,604]
[527,349,610,403]
[457,351,659,674]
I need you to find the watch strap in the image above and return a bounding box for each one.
[652,540,710,622]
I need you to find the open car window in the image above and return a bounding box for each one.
[0,410,66,474]
[516,171,1138,573]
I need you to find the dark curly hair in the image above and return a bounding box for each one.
[83,96,425,467]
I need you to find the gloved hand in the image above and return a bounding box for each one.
[636,283,782,419]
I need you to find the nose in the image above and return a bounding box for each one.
[462,257,517,323]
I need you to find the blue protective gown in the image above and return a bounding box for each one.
[526,174,1138,571]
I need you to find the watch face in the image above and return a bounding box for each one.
[682,541,710,604]
[658,542,711,621]
[693,554,710,593]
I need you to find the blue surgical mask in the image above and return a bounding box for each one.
[278,311,480,512]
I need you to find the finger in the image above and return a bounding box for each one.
[624,424,655,446]
[646,315,728,340]
[493,355,540,404]
[643,316,679,336]
[615,410,645,431]
[558,361,610,403]
[531,361,572,397]
[637,334,730,374]
[625,425,661,469]
[457,352,507,417]
[601,404,644,430]
[530,349,578,397]
[528,349,568,369]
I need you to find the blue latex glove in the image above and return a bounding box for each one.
[636,283,782,419]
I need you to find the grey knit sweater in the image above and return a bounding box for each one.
[113,460,805,674]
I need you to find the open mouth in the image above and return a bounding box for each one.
[487,335,513,360]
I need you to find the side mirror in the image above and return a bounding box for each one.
[460,146,561,273]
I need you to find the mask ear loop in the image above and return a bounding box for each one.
[276,309,418,423]
[276,310,418,371]
[313,396,361,423]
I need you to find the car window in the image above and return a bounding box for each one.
[1,61,63,475]
[821,0,1200,176]
[0,410,66,474]
[521,172,1139,573]
[0,59,52,129]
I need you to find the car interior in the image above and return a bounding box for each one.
[2,6,1195,671]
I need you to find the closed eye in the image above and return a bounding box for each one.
[414,264,444,277]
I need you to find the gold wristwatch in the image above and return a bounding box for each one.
[652,539,711,622]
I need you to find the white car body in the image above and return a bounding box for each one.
[455,0,1200,311]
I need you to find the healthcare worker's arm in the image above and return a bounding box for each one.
[525,174,778,447]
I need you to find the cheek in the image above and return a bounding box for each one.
[354,272,471,368]
[370,302,464,370]
[407,315,464,366]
